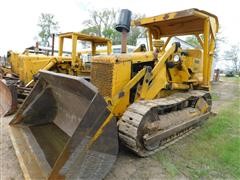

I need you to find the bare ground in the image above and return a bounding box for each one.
[0,77,238,180]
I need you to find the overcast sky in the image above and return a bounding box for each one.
[0,0,239,55]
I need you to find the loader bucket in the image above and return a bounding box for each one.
[0,80,17,117]
[9,70,118,179]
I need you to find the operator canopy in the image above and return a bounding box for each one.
[132,8,219,38]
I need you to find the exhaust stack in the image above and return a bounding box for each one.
[115,9,132,53]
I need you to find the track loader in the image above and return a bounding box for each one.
[0,32,112,116]
[9,8,218,179]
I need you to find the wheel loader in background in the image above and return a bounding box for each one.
[9,8,218,179]
[0,32,112,116]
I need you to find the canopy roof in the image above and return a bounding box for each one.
[132,8,219,38]
[58,32,111,45]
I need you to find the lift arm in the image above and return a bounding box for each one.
[140,43,179,99]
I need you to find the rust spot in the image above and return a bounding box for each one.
[163,14,170,20]
[175,9,194,18]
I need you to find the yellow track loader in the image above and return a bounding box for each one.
[9,9,218,179]
[0,32,112,116]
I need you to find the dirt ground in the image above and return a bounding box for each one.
[0,78,238,180]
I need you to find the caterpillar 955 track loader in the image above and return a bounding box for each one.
[0,32,112,116]
[9,8,218,179]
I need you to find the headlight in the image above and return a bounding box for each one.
[173,54,180,62]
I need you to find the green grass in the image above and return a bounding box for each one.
[221,76,240,83]
[153,83,240,179]
[211,92,220,101]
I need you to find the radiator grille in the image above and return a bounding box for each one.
[91,62,114,97]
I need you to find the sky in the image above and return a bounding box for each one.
[0,0,239,57]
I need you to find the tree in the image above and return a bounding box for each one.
[224,44,240,74]
[38,13,59,47]
[214,29,225,62]
[82,9,117,37]
[185,35,202,48]
[127,13,146,46]
[81,9,145,45]
[185,30,225,63]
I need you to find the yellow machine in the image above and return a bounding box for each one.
[0,32,112,116]
[8,32,112,84]
[9,9,218,179]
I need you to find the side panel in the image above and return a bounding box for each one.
[169,49,203,83]
[9,52,20,74]
[112,61,131,116]
[184,49,203,82]
[91,60,131,116]
[21,56,52,84]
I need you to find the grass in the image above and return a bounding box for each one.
[153,79,240,179]
[211,92,220,101]
[221,76,240,83]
